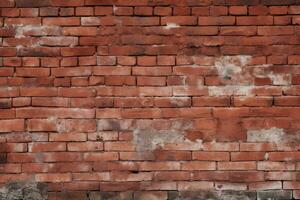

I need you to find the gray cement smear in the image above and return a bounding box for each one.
[0,182,47,200]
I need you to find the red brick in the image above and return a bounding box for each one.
[269,152,300,161]
[52,67,92,77]
[68,142,103,151]
[62,27,97,36]
[114,7,133,16]
[0,99,12,108]
[61,47,95,56]
[229,6,247,15]
[15,0,50,7]
[117,56,136,65]
[134,7,153,16]
[0,143,27,153]
[231,152,266,161]
[258,26,294,35]
[193,97,230,107]
[161,16,197,25]
[248,6,269,15]
[191,7,209,16]
[137,77,166,86]
[157,56,175,65]
[13,97,31,107]
[94,67,131,76]
[76,7,94,16]
[139,162,180,171]
[178,181,214,190]
[104,142,135,151]
[154,7,172,16]
[0,47,17,57]
[274,96,300,106]
[58,87,95,97]
[218,161,256,170]
[233,97,273,107]
[270,6,288,15]
[210,6,228,16]
[237,16,273,25]
[249,181,282,190]
[51,0,84,6]
[50,133,87,142]
[289,6,300,14]
[0,0,15,7]
[114,97,152,108]
[29,142,66,152]
[32,97,68,107]
[28,119,57,132]
[16,68,49,77]
[155,171,190,181]
[133,67,172,76]
[43,17,80,26]
[181,162,216,170]
[20,87,57,97]
[198,16,235,25]
[173,7,190,16]
[83,152,118,161]
[258,161,295,171]
[35,173,71,182]
[0,119,24,133]
[192,152,229,161]
[7,153,36,162]
[155,151,191,161]
[43,152,82,162]
[16,108,95,119]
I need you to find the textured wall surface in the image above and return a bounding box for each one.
[1,0,300,199]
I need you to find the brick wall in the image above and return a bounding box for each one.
[1,0,300,199]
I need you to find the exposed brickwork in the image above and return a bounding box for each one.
[1,0,300,199]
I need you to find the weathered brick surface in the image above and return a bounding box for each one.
[0,0,300,199]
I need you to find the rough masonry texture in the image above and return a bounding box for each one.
[1,0,300,199]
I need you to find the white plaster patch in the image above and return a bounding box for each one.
[247,127,285,143]
[264,153,269,160]
[113,5,118,13]
[215,56,251,80]
[164,23,180,29]
[15,25,61,38]
[267,73,291,86]
[208,86,254,97]
[81,17,101,26]
[247,127,286,144]
[133,129,202,151]
[170,97,189,107]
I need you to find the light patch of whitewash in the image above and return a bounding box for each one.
[247,127,286,144]
[15,25,61,38]
[267,73,291,86]
[215,56,251,80]
[133,129,202,151]
[208,86,254,97]
[113,5,118,13]
[164,23,180,29]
